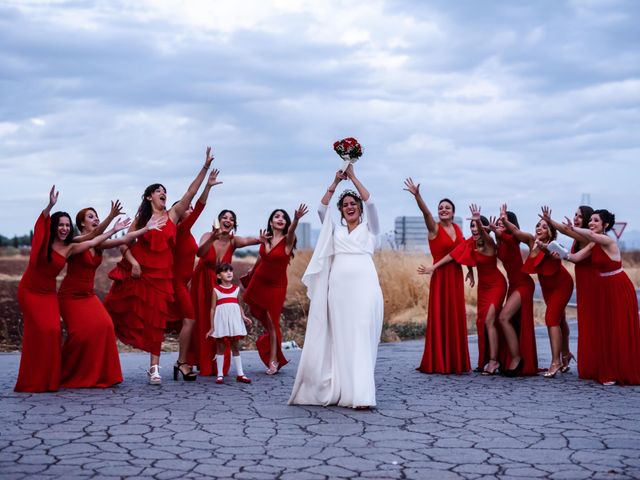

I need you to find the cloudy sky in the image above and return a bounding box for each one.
[1,0,639,244]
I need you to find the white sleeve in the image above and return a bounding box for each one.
[365,198,379,235]
[318,203,329,223]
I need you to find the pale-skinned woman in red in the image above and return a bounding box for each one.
[244,204,308,374]
[105,147,215,385]
[404,178,473,375]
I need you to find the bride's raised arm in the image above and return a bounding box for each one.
[344,164,378,234]
[319,170,346,221]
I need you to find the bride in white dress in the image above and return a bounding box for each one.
[289,165,383,408]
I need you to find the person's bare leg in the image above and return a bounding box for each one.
[484,305,499,373]
[498,291,522,370]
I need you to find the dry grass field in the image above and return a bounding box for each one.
[1,248,639,352]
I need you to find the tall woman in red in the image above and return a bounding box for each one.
[510,216,574,378]
[419,205,506,375]
[189,210,260,376]
[105,150,213,385]
[404,178,473,374]
[15,186,129,392]
[539,205,597,377]
[244,204,308,374]
[58,207,166,388]
[489,206,538,376]
[566,209,640,385]
[170,168,221,382]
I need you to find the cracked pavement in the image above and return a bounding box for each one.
[1,322,639,479]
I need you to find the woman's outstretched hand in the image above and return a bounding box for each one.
[294,204,309,221]
[146,215,167,231]
[417,264,434,275]
[403,178,420,196]
[204,146,214,169]
[48,185,59,208]
[113,217,132,233]
[258,228,272,244]
[207,168,222,188]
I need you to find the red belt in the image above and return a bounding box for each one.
[216,298,239,305]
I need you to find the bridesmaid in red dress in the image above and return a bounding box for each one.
[404,178,473,374]
[170,168,222,382]
[244,204,308,374]
[419,205,506,375]
[59,207,166,388]
[189,209,259,376]
[514,217,574,378]
[566,209,640,385]
[105,149,214,385]
[539,205,597,377]
[15,186,129,392]
[488,207,538,376]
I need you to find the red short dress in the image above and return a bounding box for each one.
[590,244,640,385]
[104,219,177,356]
[58,249,123,388]
[496,233,538,375]
[243,239,291,369]
[451,238,507,370]
[522,251,573,327]
[15,213,66,392]
[417,223,470,374]
[572,241,600,380]
[170,200,205,322]
[188,242,234,376]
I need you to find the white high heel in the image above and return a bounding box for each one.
[148,365,162,385]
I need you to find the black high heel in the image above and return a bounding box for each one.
[503,357,524,378]
[173,361,197,382]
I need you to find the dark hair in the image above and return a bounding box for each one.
[337,190,364,226]
[216,262,233,284]
[267,209,296,259]
[593,209,615,232]
[506,211,519,229]
[438,198,456,214]
[536,218,557,241]
[136,183,166,229]
[75,207,97,234]
[218,209,238,231]
[573,205,594,251]
[48,211,74,262]
[577,205,594,229]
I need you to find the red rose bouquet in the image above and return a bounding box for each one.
[333,137,363,172]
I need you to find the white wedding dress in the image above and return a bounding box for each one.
[288,198,383,407]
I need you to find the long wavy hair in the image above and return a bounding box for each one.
[135,183,166,230]
[266,209,296,259]
[48,211,74,262]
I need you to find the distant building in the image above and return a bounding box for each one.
[297,222,312,250]
[394,215,464,252]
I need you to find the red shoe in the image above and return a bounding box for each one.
[236,375,252,384]
[215,376,224,384]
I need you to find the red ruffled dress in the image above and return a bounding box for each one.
[591,244,640,385]
[522,252,573,327]
[572,241,600,380]
[188,242,234,376]
[104,219,177,356]
[451,238,507,370]
[58,249,123,388]
[170,200,205,323]
[496,233,538,375]
[418,223,470,374]
[243,239,290,369]
[15,213,66,392]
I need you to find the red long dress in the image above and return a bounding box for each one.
[591,244,640,385]
[170,200,205,323]
[188,241,234,376]
[572,241,600,380]
[451,238,507,370]
[15,213,66,392]
[104,220,177,356]
[522,252,573,327]
[418,223,470,374]
[58,249,123,388]
[243,239,290,369]
[497,233,538,375]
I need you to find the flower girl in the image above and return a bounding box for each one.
[207,263,252,384]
